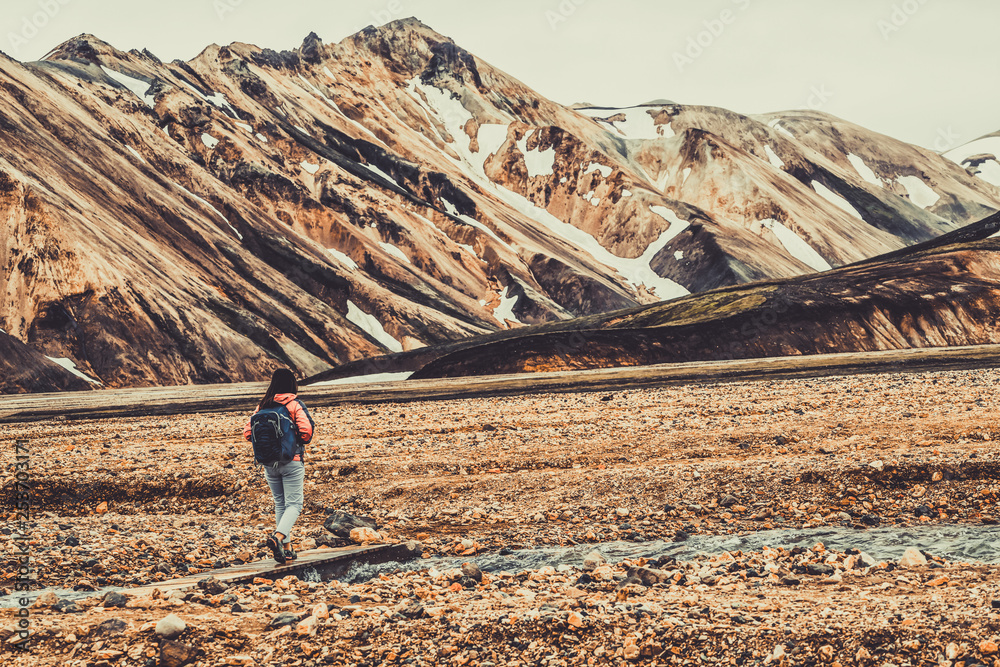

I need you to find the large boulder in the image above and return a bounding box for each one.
[323,511,378,540]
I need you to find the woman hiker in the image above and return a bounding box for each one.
[243,368,315,564]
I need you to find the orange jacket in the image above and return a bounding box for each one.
[243,393,315,452]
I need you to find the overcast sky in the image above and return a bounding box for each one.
[3,0,997,150]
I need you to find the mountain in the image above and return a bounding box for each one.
[308,212,1000,382]
[1,18,997,392]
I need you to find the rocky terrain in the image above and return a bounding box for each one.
[2,366,1000,664]
[2,18,999,392]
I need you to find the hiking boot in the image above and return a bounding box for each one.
[266,534,286,564]
[283,546,297,561]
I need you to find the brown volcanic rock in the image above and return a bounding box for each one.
[2,21,999,391]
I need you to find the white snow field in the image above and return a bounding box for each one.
[811,181,864,220]
[492,286,522,326]
[379,242,411,264]
[760,219,832,272]
[896,176,940,209]
[764,145,784,169]
[101,66,155,107]
[327,248,358,270]
[346,300,403,353]
[46,357,103,385]
[847,154,882,186]
[517,131,556,177]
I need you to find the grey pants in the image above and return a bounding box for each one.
[262,461,304,544]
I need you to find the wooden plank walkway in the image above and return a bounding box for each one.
[3,344,1000,423]
[128,544,411,597]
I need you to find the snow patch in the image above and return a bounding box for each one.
[847,154,881,186]
[621,189,632,198]
[311,372,413,387]
[674,250,684,260]
[346,301,403,353]
[811,181,864,220]
[768,118,795,139]
[493,287,521,326]
[175,184,242,240]
[580,107,672,141]
[255,133,268,143]
[896,175,940,209]
[126,146,145,163]
[760,219,831,272]
[362,162,397,185]
[235,122,253,133]
[301,161,320,175]
[585,162,614,179]
[440,198,508,246]
[682,168,691,184]
[205,92,238,118]
[101,66,155,107]
[327,248,358,270]
[516,131,556,178]
[201,133,219,149]
[379,242,411,264]
[764,145,784,169]
[46,356,102,385]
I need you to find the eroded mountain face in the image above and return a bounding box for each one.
[1,18,997,392]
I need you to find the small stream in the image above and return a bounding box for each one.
[6,523,1000,607]
[334,522,1000,584]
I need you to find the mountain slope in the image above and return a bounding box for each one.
[302,212,1000,382]
[2,19,997,391]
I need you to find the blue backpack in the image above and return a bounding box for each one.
[249,404,300,466]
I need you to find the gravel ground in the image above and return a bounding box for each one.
[2,367,1000,665]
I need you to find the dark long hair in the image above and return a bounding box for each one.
[259,368,298,409]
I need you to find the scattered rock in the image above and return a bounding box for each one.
[897,547,927,569]
[349,526,382,544]
[269,612,301,628]
[160,640,200,667]
[323,510,378,540]
[461,562,483,582]
[197,576,229,595]
[96,617,128,635]
[53,599,82,614]
[102,591,129,608]
[155,613,187,639]
[32,591,58,608]
[582,551,606,571]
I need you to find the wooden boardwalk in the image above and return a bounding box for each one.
[129,543,416,597]
[3,344,1000,423]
